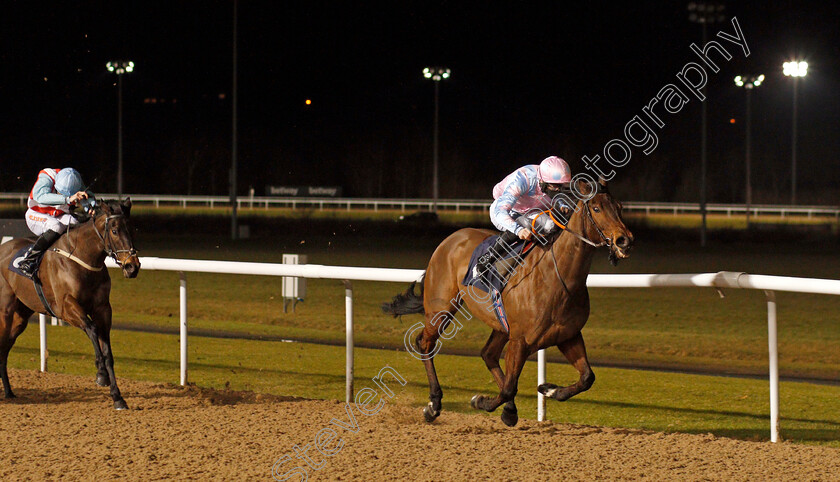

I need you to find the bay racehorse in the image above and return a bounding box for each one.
[383,179,633,426]
[0,199,140,409]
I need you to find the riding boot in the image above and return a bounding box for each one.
[16,230,61,280]
[473,230,520,279]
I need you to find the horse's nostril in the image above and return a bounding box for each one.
[616,236,631,249]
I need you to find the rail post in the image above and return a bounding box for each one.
[537,348,546,421]
[180,271,188,386]
[39,313,47,372]
[344,280,354,403]
[765,290,780,442]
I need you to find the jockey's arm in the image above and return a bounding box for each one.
[32,172,69,206]
[491,175,527,237]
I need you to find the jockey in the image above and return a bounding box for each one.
[474,156,572,277]
[14,168,94,279]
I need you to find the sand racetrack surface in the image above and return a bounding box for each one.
[1,369,838,481]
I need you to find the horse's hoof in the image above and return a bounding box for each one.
[538,383,559,399]
[3,392,16,400]
[96,374,110,387]
[501,406,519,427]
[469,394,483,410]
[423,402,440,422]
[114,399,129,410]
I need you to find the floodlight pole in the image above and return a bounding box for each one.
[783,60,807,205]
[735,74,762,227]
[230,0,239,240]
[107,61,134,199]
[423,66,450,213]
[700,21,708,247]
[432,80,440,212]
[745,86,752,226]
[688,1,726,247]
[117,73,124,199]
[791,77,798,205]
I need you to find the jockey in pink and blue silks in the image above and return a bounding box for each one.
[13,168,95,279]
[474,156,572,277]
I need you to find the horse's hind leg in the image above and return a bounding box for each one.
[0,296,33,399]
[538,332,595,402]
[480,330,517,426]
[416,311,448,422]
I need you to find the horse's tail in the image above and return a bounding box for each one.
[381,275,426,317]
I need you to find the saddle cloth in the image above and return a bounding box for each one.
[463,235,535,332]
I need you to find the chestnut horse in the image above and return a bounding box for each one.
[0,199,140,409]
[383,180,633,426]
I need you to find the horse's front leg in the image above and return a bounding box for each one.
[91,303,127,410]
[60,295,108,386]
[471,339,528,423]
[538,332,595,402]
[480,330,518,426]
[480,330,509,389]
[83,328,108,386]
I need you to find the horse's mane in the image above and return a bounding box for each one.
[92,200,124,216]
[66,200,123,230]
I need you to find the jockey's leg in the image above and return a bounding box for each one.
[15,229,61,279]
[474,229,519,277]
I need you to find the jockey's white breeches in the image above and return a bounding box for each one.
[25,208,79,236]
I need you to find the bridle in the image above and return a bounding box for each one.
[532,187,620,286]
[92,212,138,266]
[534,192,613,249]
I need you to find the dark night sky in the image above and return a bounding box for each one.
[1,1,839,202]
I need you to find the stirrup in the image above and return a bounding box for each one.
[473,256,494,280]
[18,262,38,280]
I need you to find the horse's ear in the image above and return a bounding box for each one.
[574,178,595,197]
[598,177,607,187]
[121,197,132,216]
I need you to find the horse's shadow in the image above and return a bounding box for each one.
[573,398,840,427]
[557,398,840,443]
[2,382,310,407]
[2,386,109,405]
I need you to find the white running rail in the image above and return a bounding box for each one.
[31,257,840,443]
[2,192,839,218]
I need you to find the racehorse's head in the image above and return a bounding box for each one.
[95,198,140,278]
[575,178,634,264]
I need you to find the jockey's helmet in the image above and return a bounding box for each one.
[538,156,571,184]
[55,168,84,197]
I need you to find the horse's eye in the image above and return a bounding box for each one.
[593,206,601,213]
[111,229,118,235]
